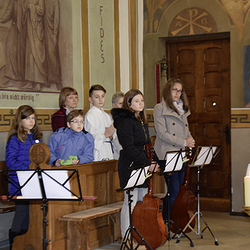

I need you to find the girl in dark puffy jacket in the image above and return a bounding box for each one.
[5,105,42,249]
[111,89,161,239]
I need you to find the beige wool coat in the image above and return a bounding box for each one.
[153,100,192,160]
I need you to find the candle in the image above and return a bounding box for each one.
[244,176,250,206]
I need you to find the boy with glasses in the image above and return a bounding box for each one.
[48,110,94,166]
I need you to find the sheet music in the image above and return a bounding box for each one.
[163,152,185,173]
[17,171,42,198]
[124,166,150,189]
[193,146,217,166]
[42,171,71,198]
[17,170,71,199]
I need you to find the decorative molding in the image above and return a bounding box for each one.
[231,109,250,128]
[81,0,90,114]
[1,108,248,132]
[0,109,56,132]
[114,0,121,92]
[148,109,250,128]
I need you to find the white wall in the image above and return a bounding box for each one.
[0,133,8,161]
[231,128,250,212]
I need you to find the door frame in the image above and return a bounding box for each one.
[162,32,231,212]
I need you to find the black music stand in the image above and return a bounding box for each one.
[119,165,154,250]
[162,149,194,247]
[176,145,221,246]
[1,167,84,250]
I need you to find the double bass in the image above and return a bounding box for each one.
[132,143,167,249]
[170,148,195,233]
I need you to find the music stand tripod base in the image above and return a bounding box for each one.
[164,175,194,247]
[120,190,153,250]
[118,165,154,250]
[176,168,219,246]
[177,146,220,246]
[177,208,219,246]
[163,150,194,247]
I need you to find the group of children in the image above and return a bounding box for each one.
[6,79,193,247]
[50,85,125,165]
[5,84,124,248]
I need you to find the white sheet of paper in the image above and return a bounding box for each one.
[163,152,185,173]
[16,171,42,198]
[42,170,71,198]
[193,146,217,166]
[17,170,71,199]
[124,166,150,189]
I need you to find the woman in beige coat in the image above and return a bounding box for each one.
[153,78,195,221]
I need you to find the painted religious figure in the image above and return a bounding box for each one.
[0,0,62,91]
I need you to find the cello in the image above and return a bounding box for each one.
[170,147,195,233]
[132,143,167,249]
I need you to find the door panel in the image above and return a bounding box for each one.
[167,37,231,210]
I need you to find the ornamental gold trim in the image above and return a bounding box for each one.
[0,109,57,132]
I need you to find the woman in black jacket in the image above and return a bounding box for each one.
[111,89,160,239]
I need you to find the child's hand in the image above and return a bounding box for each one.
[105,124,115,139]
[55,159,61,167]
[72,159,79,165]
[149,162,159,172]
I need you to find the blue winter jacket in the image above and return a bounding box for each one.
[48,127,94,166]
[5,133,40,196]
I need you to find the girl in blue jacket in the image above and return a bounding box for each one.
[5,105,42,249]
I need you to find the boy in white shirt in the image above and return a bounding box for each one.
[84,84,117,161]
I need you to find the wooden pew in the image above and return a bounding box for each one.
[11,143,165,250]
[0,161,15,213]
[12,159,124,250]
[59,201,123,250]
[0,161,8,195]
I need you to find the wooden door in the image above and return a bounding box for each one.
[167,37,231,211]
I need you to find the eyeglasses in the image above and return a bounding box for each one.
[70,120,84,124]
[172,88,183,94]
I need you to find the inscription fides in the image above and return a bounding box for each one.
[100,6,105,63]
